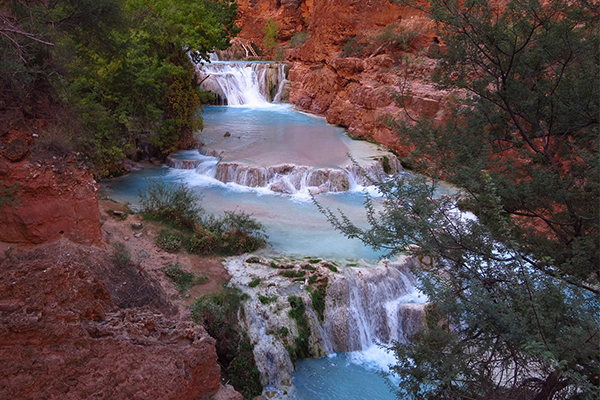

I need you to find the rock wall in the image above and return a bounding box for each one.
[236,0,449,157]
[0,240,231,400]
[0,119,103,246]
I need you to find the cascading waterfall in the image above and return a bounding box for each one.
[196,61,288,106]
[324,265,425,352]
[224,256,426,398]
[167,149,401,195]
[184,58,414,398]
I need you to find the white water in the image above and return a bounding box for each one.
[103,61,426,399]
[197,60,288,106]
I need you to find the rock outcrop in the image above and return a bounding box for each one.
[0,118,102,246]
[235,0,448,157]
[0,240,229,400]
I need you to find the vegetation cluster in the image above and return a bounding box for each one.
[191,287,263,399]
[1,0,239,177]
[321,0,599,399]
[139,181,268,256]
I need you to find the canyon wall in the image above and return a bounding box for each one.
[0,117,102,246]
[0,240,233,400]
[236,0,448,156]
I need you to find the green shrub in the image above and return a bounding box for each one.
[0,182,20,208]
[302,264,317,271]
[263,18,280,55]
[248,277,261,288]
[246,256,261,263]
[280,270,305,278]
[310,285,327,322]
[191,288,262,398]
[278,326,289,337]
[289,31,309,48]
[163,263,207,293]
[341,35,368,57]
[324,263,338,273]
[197,211,268,255]
[138,181,204,229]
[287,296,311,361]
[258,294,277,304]
[155,230,182,252]
[186,226,219,254]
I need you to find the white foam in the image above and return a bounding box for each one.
[347,344,398,375]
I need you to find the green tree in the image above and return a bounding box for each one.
[1,0,239,176]
[321,0,599,398]
[263,17,279,56]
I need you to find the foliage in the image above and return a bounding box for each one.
[321,0,599,398]
[287,295,312,362]
[138,180,204,229]
[163,263,207,293]
[138,181,268,256]
[189,211,268,255]
[248,277,261,288]
[263,17,279,56]
[340,23,420,58]
[191,287,262,399]
[155,230,182,253]
[1,0,239,176]
[0,182,20,207]
[258,294,277,305]
[320,173,599,399]
[309,284,327,322]
[289,30,309,48]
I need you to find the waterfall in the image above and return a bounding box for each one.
[324,265,425,352]
[168,150,401,195]
[196,61,288,106]
[224,256,426,397]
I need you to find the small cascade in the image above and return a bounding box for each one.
[167,150,401,195]
[224,256,426,398]
[196,61,288,106]
[324,265,425,352]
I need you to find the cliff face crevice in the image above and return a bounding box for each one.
[0,241,225,400]
[236,0,449,157]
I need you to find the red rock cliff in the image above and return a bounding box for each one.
[0,240,228,400]
[236,0,448,156]
[0,116,103,246]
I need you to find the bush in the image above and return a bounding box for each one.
[248,277,261,288]
[163,263,207,293]
[263,17,279,55]
[186,226,219,254]
[289,31,309,48]
[258,294,277,304]
[191,288,262,398]
[191,211,268,255]
[280,270,305,278]
[310,284,327,322]
[138,181,204,229]
[155,230,182,252]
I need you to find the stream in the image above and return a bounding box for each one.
[100,60,425,399]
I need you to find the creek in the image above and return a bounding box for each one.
[101,60,427,399]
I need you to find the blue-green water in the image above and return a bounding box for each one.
[102,105,393,261]
[292,347,400,400]
[101,104,407,399]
